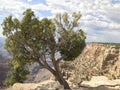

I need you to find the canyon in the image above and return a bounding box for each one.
[0,38,120,89]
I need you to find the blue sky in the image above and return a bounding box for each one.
[0,0,120,43]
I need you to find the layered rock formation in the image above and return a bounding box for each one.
[0,38,11,87]
[63,42,120,83]
[0,54,9,87]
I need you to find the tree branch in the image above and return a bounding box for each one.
[56,55,65,63]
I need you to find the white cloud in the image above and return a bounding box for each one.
[0,0,120,43]
[0,0,28,17]
[0,0,51,17]
[27,0,32,2]
[31,3,49,11]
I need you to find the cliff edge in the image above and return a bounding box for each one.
[63,42,120,83]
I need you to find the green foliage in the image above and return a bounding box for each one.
[59,30,86,61]
[4,49,30,85]
[5,66,29,85]
[2,9,86,87]
[54,12,86,61]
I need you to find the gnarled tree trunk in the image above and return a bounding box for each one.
[38,60,71,90]
[49,66,71,89]
[54,70,71,89]
[51,51,71,89]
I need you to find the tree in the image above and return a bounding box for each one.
[4,54,29,85]
[2,9,86,89]
[5,65,29,85]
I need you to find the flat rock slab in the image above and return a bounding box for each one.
[12,80,63,90]
[80,76,120,90]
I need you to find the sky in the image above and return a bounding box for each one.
[0,0,120,43]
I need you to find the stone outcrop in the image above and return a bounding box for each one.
[62,42,120,83]
[9,76,120,90]
[81,76,120,87]
[81,76,120,90]
[10,80,63,90]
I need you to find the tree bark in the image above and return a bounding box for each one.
[38,61,71,89]
[37,50,71,89]
[51,56,71,89]
[46,65,71,89]
[51,50,71,90]
[55,70,71,89]
[45,63,71,89]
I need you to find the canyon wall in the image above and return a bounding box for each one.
[65,42,120,83]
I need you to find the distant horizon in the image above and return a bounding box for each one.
[0,37,120,44]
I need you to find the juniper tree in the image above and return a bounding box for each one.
[2,9,86,89]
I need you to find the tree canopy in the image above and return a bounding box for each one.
[2,9,86,89]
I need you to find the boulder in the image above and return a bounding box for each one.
[12,80,63,90]
[81,76,120,90]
